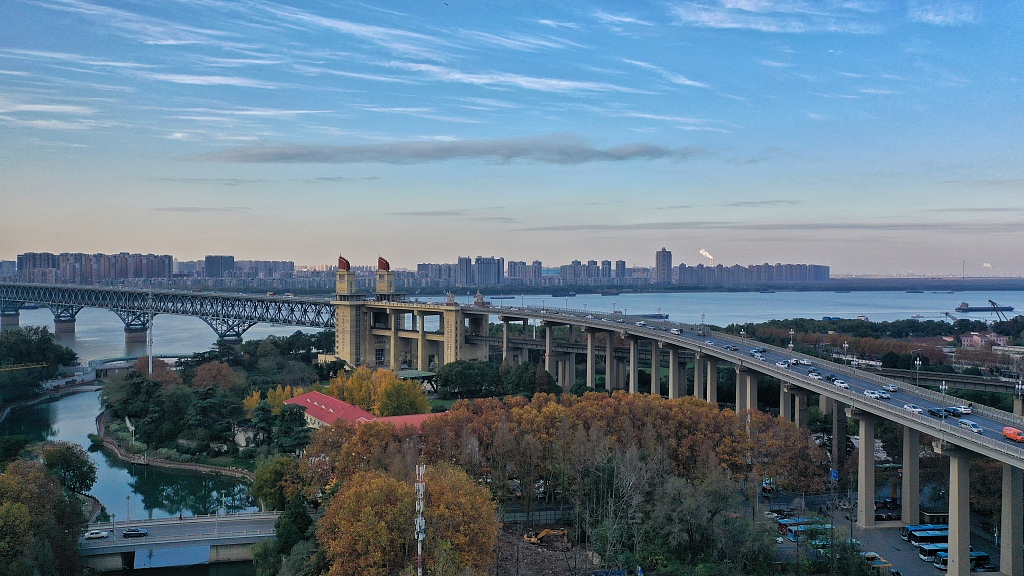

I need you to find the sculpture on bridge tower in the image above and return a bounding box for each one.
[376,256,396,298]
[336,255,357,296]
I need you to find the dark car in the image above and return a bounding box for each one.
[927,407,947,418]
[944,406,965,417]
[122,528,148,538]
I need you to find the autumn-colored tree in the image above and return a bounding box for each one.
[192,361,244,393]
[131,357,182,388]
[375,377,429,417]
[251,456,301,511]
[299,421,357,499]
[242,390,262,418]
[266,385,304,415]
[317,470,415,576]
[423,463,499,574]
[340,366,375,410]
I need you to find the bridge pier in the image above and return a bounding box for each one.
[667,347,680,399]
[417,311,428,371]
[604,332,615,390]
[54,318,76,334]
[832,402,847,465]
[780,385,793,421]
[0,312,19,330]
[585,330,596,389]
[210,543,255,563]
[651,344,662,395]
[1002,464,1024,576]
[1015,396,1023,417]
[934,441,972,576]
[705,360,718,405]
[628,337,639,394]
[544,324,553,375]
[693,355,705,400]
[849,409,879,529]
[81,551,135,572]
[736,369,757,412]
[124,326,148,343]
[793,389,809,428]
[902,426,920,525]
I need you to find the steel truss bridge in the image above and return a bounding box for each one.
[0,283,335,339]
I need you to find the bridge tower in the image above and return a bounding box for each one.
[333,256,366,367]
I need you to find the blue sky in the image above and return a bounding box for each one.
[1,0,1021,276]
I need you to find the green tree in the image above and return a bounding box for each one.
[275,404,311,454]
[252,400,275,446]
[434,360,498,399]
[375,378,429,417]
[275,494,312,555]
[40,442,97,494]
[251,457,300,511]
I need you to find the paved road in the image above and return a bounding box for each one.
[79,512,279,554]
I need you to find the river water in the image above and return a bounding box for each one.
[4,290,1021,572]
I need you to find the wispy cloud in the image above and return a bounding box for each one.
[594,11,656,26]
[538,19,579,29]
[760,60,793,67]
[621,59,709,88]
[908,1,977,26]
[0,101,95,115]
[0,115,105,130]
[2,48,153,69]
[351,104,482,124]
[858,87,901,95]
[390,209,470,217]
[459,30,583,51]
[516,219,1015,233]
[671,1,880,34]
[722,199,798,207]
[383,61,641,93]
[194,134,711,165]
[138,72,281,89]
[151,206,253,213]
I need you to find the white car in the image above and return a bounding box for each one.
[834,380,849,389]
[670,328,681,335]
[874,390,891,399]
[776,361,790,369]
[799,359,812,366]
[809,373,822,380]
[863,390,881,399]
[959,419,983,434]
[881,384,899,392]
[84,530,109,539]
[903,404,924,414]
[955,405,972,415]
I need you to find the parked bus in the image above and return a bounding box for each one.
[901,524,948,540]
[777,517,815,534]
[908,529,948,548]
[918,543,974,562]
[787,524,831,542]
[933,551,990,571]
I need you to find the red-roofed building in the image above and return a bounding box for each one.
[284,390,437,432]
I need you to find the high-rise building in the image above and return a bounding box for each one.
[455,257,474,287]
[655,248,673,284]
[204,255,235,279]
[474,256,504,286]
[600,260,612,279]
[614,260,627,279]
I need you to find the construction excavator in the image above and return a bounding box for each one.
[523,527,567,545]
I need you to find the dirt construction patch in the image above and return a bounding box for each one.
[490,524,599,576]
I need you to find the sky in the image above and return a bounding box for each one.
[1,0,1022,276]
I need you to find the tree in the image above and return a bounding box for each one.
[192,361,245,393]
[423,463,499,574]
[434,360,497,399]
[252,400,275,446]
[317,470,415,576]
[275,404,311,454]
[131,357,182,388]
[41,442,97,494]
[0,326,77,403]
[251,457,300,511]
[276,494,312,555]
[375,377,429,417]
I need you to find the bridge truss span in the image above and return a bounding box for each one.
[0,283,335,339]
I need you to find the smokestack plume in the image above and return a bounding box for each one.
[699,249,714,266]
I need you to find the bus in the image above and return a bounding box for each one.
[908,530,948,548]
[901,524,948,540]
[933,551,990,571]
[918,543,974,562]
[787,524,831,542]
[777,517,815,534]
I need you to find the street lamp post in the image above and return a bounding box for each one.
[789,329,795,351]
[126,495,131,522]
[915,356,922,388]
[843,341,849,365]
[110,513,116,532]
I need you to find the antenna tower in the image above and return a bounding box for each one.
[415,464,426,576]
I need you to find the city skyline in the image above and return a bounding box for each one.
[2,1,1022,276]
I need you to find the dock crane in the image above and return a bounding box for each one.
[988,300,1010,322]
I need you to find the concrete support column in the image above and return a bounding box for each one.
[794,390,809,428]
[617,360,626,391]
[628,338,639,394]
[740,370,757,412]
[417,311,427,371]
[389,311,399,370]
[833,402,848,467]
[0,312,19,331]
[780,386,793,422]
[854,413,878,529]
[693,355,705,400]
[941,445,971,576]
[1002,464,1024,576]
[1015,396,1023,417]
[735,367,746,412]
[544,324,553,375]
[668,348,680,399]
[605,333,615,390]
[651,343,661,395]
[566,352,576,391]
[502,319,509,363]
[124,326,147,343]
[901,426,920,525]
[706,361,718,405]
[819,395,834,416]
[54,319,76,334]
[586,331,596,389]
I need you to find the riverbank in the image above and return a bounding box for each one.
[0,383,103,425]
[94,411,255,482]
